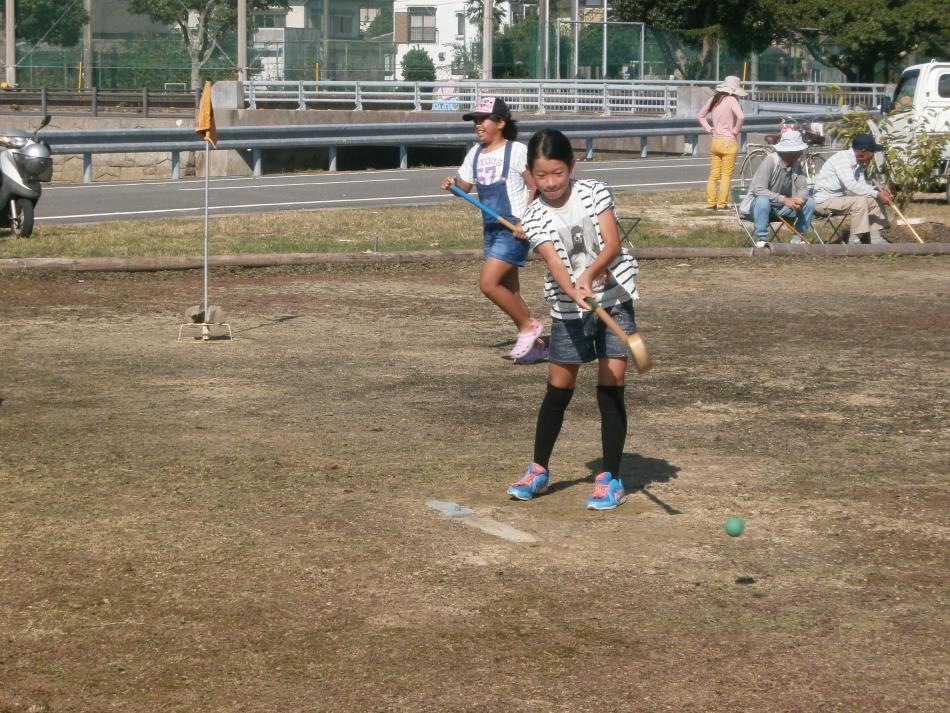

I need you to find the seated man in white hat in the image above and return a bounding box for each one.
[739,130,815,247]
[812,133,892,244]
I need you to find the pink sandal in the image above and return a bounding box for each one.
[509,318,543,359]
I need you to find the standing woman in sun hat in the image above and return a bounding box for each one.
[441,96,545,363]
[697,75,747,210]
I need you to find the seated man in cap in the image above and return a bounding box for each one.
[812,133,892,244]
[739,130,816,248]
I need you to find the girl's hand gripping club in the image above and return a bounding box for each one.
[584,296,653,375]
[448,183,520,233]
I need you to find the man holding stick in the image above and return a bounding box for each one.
[813,134,892,244]
[739,130,816,248]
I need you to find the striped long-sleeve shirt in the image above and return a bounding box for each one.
[523,179,639,319]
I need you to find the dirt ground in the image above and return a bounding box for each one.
[1,256,948,712]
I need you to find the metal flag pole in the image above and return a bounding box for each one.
[202,138,210,339]
[178,80,231,342]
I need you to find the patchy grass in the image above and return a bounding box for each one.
[1,189,948,258]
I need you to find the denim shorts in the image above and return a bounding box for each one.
[483,225,529,267]
[549,300,637,364]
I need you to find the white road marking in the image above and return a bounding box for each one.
[178,177,408,192]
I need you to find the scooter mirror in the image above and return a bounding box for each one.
[37,115,51,132]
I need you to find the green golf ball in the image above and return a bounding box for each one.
[724,516,745,537]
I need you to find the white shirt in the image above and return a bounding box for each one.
[812,148,879,204]
[458,140,530,219]
[523,179,639,319]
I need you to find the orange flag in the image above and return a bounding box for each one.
[195,80,217,147]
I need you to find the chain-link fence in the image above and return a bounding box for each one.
[7,20,856,91]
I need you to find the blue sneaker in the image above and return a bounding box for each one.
[586,472,626,510]
[507,462,549,500]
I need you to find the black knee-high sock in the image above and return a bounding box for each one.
[533,383,574,469]
[597,385,627,476]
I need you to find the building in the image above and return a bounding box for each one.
[391,1,531,81]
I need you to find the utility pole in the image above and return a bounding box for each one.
[83,0,92,89]
[536,0,546,79]
[572,0,578,79]
[237,0,247,81]
[4,0,14,86]
[322,0,329,80]
[481,0,492,79]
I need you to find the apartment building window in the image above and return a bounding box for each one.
[255,12,286,28]
[456,12,465,38]
[409,8,437,43]
[330,14,354,37]
[361,8,379,25]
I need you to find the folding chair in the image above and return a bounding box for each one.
[811,205,849,244]
[731,188,784,247]
[616,214,641,250]
[608,187,641,251]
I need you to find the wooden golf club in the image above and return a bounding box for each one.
[584,296,653,374]
[889,202,924,243]
[448,183,519,233]
[777,215,811,244]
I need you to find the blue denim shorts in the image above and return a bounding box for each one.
[483,225,529,267]
[549,300,637,364]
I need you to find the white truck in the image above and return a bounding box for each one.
[880,60,950,201]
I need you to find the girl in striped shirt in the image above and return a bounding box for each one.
[506,128,641,511]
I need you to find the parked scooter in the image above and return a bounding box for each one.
[0,114,52,237]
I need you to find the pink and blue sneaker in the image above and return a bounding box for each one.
[507,462,549,501]
[586,472,626,510]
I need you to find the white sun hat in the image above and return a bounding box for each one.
[773,130,808,152]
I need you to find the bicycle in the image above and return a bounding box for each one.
[738,117,827,189]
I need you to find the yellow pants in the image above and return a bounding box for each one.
[706,137,738,208]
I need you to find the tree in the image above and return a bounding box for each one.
[780,0,950,83]
[464,0,506,38]
[401,47,435,81]
[365,2,393,39]
[128,0,289,89]
[13,0,88,48]
[612,0,780,79]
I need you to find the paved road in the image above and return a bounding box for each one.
[36,156,713,225]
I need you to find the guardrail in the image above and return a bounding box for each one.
[41,111,844,184]
[244,79,886,115]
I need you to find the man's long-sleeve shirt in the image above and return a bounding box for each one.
[813,148,879,204]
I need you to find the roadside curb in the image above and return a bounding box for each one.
[1,243,948,272]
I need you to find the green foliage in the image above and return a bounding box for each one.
[128,0,289,88]
[613,0,779,79]
[828,110,950,207]
[401,48,435,82]
[464,0,506,36]
[577,24,642,79]
[365,2,393,39]
[782,0,950,82]
[15,0,88,48]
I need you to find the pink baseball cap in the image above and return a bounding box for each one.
[462,96,512,121]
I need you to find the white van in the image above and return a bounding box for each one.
[880,60,950,201]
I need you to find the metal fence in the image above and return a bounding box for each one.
[0,79,887,118]
[244,78,888,115]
